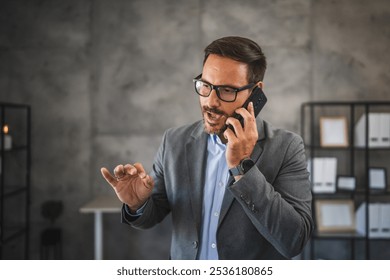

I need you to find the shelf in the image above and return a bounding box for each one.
[302,101,390,106]
[363,190,390,196]
[3,186,28,197]
[301,101,390,260]
[366,238,390,241]
[0,226,27,243]
[313,232,365,239]
[305,145,390,151]
[0,145,28,152]
[0,102,31,259]
[313,190,390,197]
[313,232,390,241]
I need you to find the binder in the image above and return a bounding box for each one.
[324,158,337,192]
[380,204,390,238]
[308,157,337,193]
[355,113,390,148]
[380,113,390,148]
[308,158,322,192]
[355,202,365,235]
[355,202,388,238]
[369,203,381,238]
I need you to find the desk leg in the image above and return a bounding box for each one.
[94,211,103,260]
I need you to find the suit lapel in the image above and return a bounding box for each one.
[185,122,208,236]
[218,177,235,227]
[218,118,266,227]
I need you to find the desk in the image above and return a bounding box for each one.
[79,195,122,260]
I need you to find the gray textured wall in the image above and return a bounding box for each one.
[0,0,389,259]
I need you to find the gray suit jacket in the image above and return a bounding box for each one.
[122,119,313,259]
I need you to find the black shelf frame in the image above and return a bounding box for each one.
[0,102,31,259]
[301,101,390,260]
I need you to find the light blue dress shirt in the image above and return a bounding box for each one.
[125,134,230,259]
[197,134,229,260]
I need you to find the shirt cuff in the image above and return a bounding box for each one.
[124,200,148,217]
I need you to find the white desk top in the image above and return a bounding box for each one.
[79,195,122,213]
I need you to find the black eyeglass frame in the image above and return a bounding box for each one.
[192,74,256,103]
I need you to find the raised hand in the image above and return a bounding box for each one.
[100,163,154,212]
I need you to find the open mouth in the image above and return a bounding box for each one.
[201,106,228,133]
[203,106,227,123]
[206,111,223,123]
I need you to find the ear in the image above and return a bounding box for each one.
[256,81,264,89]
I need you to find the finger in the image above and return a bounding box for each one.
[235,104,253,120]
[113,164,125,178]
[101,167,118,186]
[223,126,237,143]
[235,103,256,130]
[133,163,154,189]
[247,101,255,117]
[124,164,138,176]
[226,117,244,136]
[133,163,147,179]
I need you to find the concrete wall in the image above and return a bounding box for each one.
[0,0,389,259]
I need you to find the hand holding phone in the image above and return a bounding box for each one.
[226,86,267,133]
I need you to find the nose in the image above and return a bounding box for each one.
[204,88,221,108]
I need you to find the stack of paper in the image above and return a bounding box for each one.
[355,113,390,148]
[308,157,338,193]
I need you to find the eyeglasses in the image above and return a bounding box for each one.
[193,74,256,102]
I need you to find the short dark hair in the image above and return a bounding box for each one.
[203,36,267,82]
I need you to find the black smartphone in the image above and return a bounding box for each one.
[226,86,267,132]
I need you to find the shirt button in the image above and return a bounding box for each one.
[219,181,224,187]
[214,212,219,217]
[211,243,216,249]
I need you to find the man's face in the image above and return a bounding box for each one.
[199,54,252,135]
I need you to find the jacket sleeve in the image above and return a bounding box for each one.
[227,134,314,258]
[122,130,171,229]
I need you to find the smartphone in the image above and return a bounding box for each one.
[226,86,267,132]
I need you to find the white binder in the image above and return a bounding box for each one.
[355,113,390,148]
[308,157,337,193]
[380,113,390,148]
[355,202,390,238]
[380,204,390,238]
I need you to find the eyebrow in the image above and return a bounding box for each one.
[200,78,242,89]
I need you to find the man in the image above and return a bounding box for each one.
[101,36,313,260]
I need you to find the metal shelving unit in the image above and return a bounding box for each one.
[0,102,31,259]
[301,101,390,260]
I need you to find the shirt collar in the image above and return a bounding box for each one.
[208,134,226,153]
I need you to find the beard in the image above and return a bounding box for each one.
[201,105,230,135]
